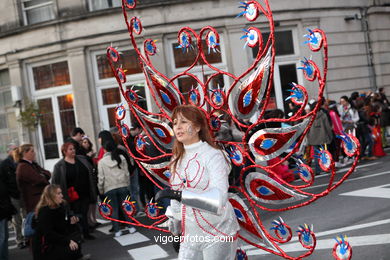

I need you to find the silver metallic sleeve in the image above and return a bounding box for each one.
[181,187,223,215]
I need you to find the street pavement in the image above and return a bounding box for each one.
[8,148,390,260]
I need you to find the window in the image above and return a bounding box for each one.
[29,59,75,161]
[58,94,76,142]
[0,90,12,109]
[172,40,222,68]
[249,29,299,112]
[101,87,121,128]
[22,0,55,25]
[94,47,148,129]
[33,61,70,90]
[38,98,58,159]
[177,77,198,103]
[96,50,142,80]
[37,94,76,159]
[89,0,121,11]
[252,30,295,58]
[279,64,298,114]
[0,70,10,86]
[126,83,148,122]
[100,84,147,129]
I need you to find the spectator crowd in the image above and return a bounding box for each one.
[0,124,156,260]
[0,88,389,260]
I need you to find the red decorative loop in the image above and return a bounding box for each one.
[229,199,262,238]
[116,68,126,83]
[99,203,113,217]
[253,131,296,156]
[250,179,293,200]
[143,119,173,145]
[144,39,157,56]
[246,27,263,48]
[244,2,259,22]
[115,105,126,121]
[318,150,333,172]
[307,29,324,52]
[121,200,136,217]
[124,0,136,9]
[107,47,119,63]
[237,67,265,115]
[210,89,225,108]
[146,70,180,111]
[125,89,139,104]
[130,17,142,35]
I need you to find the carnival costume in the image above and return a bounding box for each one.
[165,140,239,259]
[98,1,360,259]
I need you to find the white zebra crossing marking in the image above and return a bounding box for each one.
[114,232,149,246]
[241,218,390,255]
[96,218,110,224]
[95,224,112,235]
[246,234,390,256]
[127,244,169,259]
[340,184,390,199]
[94,224,173,259]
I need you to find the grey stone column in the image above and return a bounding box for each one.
[8,60,30,145]
[67,48,96,141]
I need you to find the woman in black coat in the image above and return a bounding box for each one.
[32,184,90,260]
[52,142,97,240]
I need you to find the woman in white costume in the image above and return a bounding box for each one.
[155,105,239,260]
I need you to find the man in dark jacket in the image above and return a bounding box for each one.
[66,127,87,156]
[0,144,27,249]
[0,155,18,260]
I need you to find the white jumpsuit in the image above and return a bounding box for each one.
[167,141,240,260]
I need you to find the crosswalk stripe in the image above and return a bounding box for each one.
[96,218,110,224]
[304,170,390,190]
[95,224,113,235]
[114,232,150,246]
[246,234,390,256]
[128,244,169,260]
[340,184,390,199]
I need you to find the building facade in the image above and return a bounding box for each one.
[0,0,389,169]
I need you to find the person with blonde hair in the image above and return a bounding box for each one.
[155,105,239,260]
[32,184,90,260]
[15,144,51,214]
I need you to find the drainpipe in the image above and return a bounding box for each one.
[360,6,378,91]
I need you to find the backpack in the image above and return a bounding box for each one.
[22,212,36,237]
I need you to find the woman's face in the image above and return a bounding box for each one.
[173,113,200,145]
[23,147,36,161]
[65,144,76,158]
[340,98,348,107]
[81,139,90,150]
[54,188,63,204]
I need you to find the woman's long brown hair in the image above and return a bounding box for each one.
[35,184,63,215]
[170,105,220,172]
